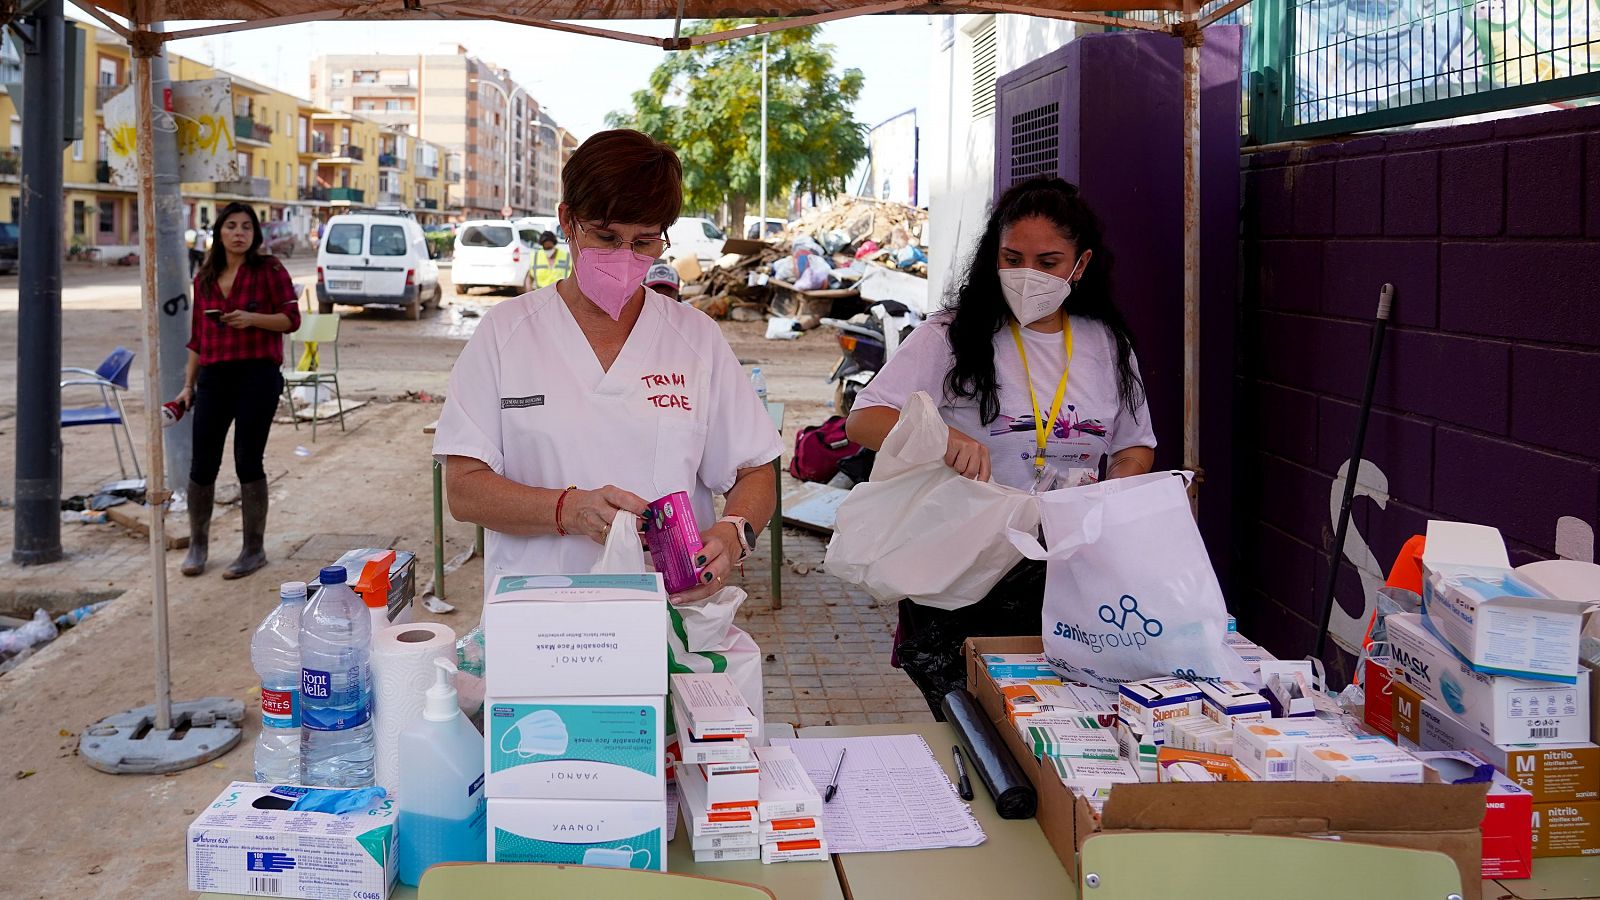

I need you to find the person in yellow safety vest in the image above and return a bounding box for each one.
[533,231,571,288]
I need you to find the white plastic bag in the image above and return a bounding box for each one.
[825,391,1042,611]
[1009,471,1250,691]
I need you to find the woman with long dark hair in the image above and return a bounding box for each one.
[172,202,301,579]
[846,177,1156,710]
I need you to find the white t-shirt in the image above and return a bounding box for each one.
[855,315,1157,491]
[431,285,784,581]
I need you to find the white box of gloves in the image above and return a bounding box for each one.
[485,697,665,800]
[484,574,668,697]
[186,782,396,899]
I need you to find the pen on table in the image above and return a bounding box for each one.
[824,747,847,803]
[952,745,973,801]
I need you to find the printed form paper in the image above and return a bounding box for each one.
[772,734,987,853]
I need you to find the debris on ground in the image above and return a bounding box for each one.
[0,610,59,670]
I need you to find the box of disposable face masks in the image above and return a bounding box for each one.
[485,574,667,697]
[487,798,666,871]
[186,782,397,899]
[485,697,665,800]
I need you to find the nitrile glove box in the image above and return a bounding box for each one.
[186,782,397,899]
[484,574,667,697]
[487,797,666,871]
[486,697,665,800]
[1389,612,1590,745]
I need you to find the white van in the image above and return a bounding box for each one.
[452,219,539,295]
[663,216,727,264]
[315,212,441,320]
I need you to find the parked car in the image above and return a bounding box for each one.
[744,217,786,240]
[451,219,538,295]
[315,211,441,320]
[0,222,18,274]
[663,216,727,264]
[262,220,298,258]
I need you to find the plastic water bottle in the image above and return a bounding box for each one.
[750,367,768,404]
[300,566,377,787]
[252,582,307,784]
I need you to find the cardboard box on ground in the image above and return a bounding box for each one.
[964,636,1489,887]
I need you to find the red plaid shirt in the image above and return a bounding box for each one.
[187,256,301,366]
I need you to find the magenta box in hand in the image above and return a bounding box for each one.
[645,492,705,595]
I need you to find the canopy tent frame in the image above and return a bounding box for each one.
[94,0,1230,738]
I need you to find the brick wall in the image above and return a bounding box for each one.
[1236,105,1600,681]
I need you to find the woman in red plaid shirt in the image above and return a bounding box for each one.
[171,202,301,579]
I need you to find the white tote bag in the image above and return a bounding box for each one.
[1009,471,1250,690]
[825,391,1042,611]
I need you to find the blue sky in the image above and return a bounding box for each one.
[73,13,937,142]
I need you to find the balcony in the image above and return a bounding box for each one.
[0,150,19,176]
[299,186,329,202]
[218,176,270,197]
[301,133,330,156]
[96,160,111,183]
[338,144,365,161]
[378,152,406,171]
[328,187,364,203]
[416,163,440,179]
[416,198,438,210]
[95,83,125,110]
[377,191,404,206]
[234,116,273,146]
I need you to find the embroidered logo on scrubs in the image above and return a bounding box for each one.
[501,395,545,409]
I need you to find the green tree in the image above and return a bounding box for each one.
[608,20,868,232]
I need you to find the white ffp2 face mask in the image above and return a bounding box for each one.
[499,709,570,757]
[999,261,1081,326]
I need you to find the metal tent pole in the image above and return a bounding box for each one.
[759,33,768,233]
[1180,16,1204,509]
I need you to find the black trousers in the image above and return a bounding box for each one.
[190,360,283,486]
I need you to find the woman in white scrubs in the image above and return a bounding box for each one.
[433,130,783,602]
[846,177,1157,711]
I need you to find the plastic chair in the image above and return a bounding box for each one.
[417,862,776,899]
[281,313,345,441]
[60,346,141,480]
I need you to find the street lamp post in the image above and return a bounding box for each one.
[470,74,525,216]
[759,34,769,240]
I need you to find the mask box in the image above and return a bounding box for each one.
[485,697,664,801]
[1048,756,1140,791]
[670,672,758,740]
[1532,801,1600,858]
[755,745,824,821]
[761,838,830,864]
[1363,656,1398,741]
[1388,613,1591,745]
[1198,680,1272,726]
[982,653,1059,681]
[1117,678,1203,745]
[1017,715,1120,761]
[672,695,754,765]
[1297,740,1426,784]
[695,846,760,863]
[484,574,667,697]
[675,761,760,837]
[691,831,759,852]
[1420,521,1589,683]
[487,798,664,870]
[1155,747,1255,783]
[187,782,397,900]
[1417,751,1534,880]
[1231,718,1356,781]
[761,817,823,843]
[1390,680,1600,803]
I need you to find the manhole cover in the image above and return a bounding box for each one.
[291,534,397,562]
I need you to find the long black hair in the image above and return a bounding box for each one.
[199,201,265,286]
[944,177,1145,426]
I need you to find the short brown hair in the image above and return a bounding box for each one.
[562,129,683,232]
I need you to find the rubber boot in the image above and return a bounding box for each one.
[223,479,269,580]
[181,481,213,577]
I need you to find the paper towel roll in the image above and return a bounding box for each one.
[372,622,456,793]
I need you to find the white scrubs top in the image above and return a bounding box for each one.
[856,314,1156,491]
[432,285,784,580]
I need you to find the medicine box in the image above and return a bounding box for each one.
[1388,613,1591,745]
[1049,756,1139,790]
[1040,683,1120,728]
[691,831,760,851]
[1155,747,1255,783]
[670,672,758,739]
[761,817,823,843]
[1390,680,1600,803]
[982,653,1059,681]
[485,697,664,801]
[1297,740,1426,784]
[1420,521,1587,683]
[754,745,824,821]
[1113,719,1159,783]
[186,782,397,900]
[701,758,761,811]
[1231,718,1354,781]
[1018,715,1120,760]
[1167,716,1235,756]
[676,761,760,836]
[761,838,829,863]
[1532,801,1600,858]
[1258,660,1320,718]
[1117,678,1203,745]
[484,574,667,697]
[1198,680,1272,726]
[1417,751,1534,880]
[487,798,665,870]
[671,695,754,765]
[695,846,760,863]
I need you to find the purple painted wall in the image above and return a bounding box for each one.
[1237,105,1600,681]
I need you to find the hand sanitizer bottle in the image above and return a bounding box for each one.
[397,659,487,884]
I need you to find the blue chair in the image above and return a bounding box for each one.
[60,346,141,480]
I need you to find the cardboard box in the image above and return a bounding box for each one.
[486,797,666,870]
[1532,800,1600,858]
[1197,680,1272,726]
[1018,716,1120,760]
[1417,751,1534,880]
[675,761,760,836]
[1390,680,1600,803]
[1116,678,1203,745]
[1154,747,1254,783]
[484,574,667,697]
[966,636,1488,888]
[761,838,829,863]
[670,672,758,739]
[186,783,397,899]
[1420,521,1587,682]
[754,745,823,821]
[1232,718,1357,781]
[1298,740,1426,784]
[672,695,754,765]
[485,697,664,800]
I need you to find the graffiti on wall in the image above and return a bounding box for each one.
[101,78,239,185]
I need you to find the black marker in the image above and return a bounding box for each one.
[953,745,973,801]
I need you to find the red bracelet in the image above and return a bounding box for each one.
[554,486,577,536]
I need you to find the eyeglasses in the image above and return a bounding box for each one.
[573,221,670,258]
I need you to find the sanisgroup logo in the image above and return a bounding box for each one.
[1051,594,1165,654]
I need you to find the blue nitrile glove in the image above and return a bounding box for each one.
[287,786,387,814]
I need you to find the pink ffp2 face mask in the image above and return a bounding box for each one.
[573,246,655,320]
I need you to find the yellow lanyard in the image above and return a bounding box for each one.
[1009,318,1074,475]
